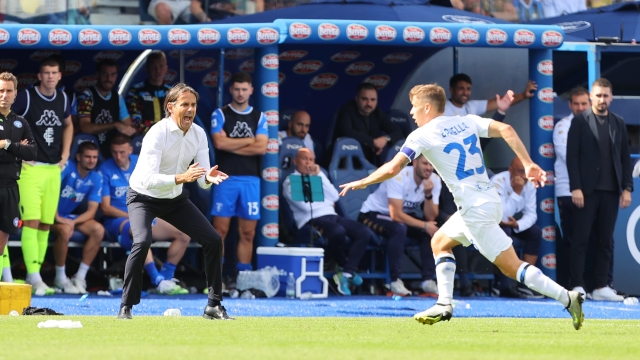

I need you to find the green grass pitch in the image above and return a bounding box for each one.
[1,316,639,359]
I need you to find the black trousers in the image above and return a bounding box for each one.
[556,196,575,288]
[122,188,223,305]
[569,190,618,289]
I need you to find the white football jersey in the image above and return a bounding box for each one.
[400,114,501,213]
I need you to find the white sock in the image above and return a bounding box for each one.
[55,266,67,282]
[435,254,456,305]
[26,272,43,284]
[516,263,569,307]
[75,263,90,280]
[2,267,13,282]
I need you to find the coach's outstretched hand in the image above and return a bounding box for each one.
[206,165,229,185]
[339,179,367,196]
[524,162,547,188]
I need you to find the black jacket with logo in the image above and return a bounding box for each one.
[0,111,37,184]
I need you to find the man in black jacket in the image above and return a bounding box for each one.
[333,82,403,164]
[0,72,37,274]
[566,77,632,302]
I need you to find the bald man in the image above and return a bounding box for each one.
[282,148,370,296]
[278,110,314,152]
[491,157,543,298]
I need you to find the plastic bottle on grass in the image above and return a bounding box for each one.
[286,272,296,299]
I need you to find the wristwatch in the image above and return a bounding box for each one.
[625,186,633,192]
[3,139,10,150]
[385,135,391,142]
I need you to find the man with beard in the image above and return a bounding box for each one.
[78,59,136,159]
[278,110,314,152]
[50,141,104,294]
[566,78,632,302]
[210,72,268,278]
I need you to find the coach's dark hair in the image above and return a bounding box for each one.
[569,87,589,102]
[111,133,132,146]
[164,83,199,117]
[96,59,119,74]
[77,141,99,156]
[592,78,612,92]
[356,82,377,95]
[230,72,252,85]
[449,73,472,88]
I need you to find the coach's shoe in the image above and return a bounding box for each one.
[157,279,189,295]
[117,305,132,320]
[203,305,234,320]
[414,303,454,325]
[333,272,352,296]
[565,290,585,330]
[71,277,88,294]
[29,280,56,296]
[591,286,624,302]
[421,280,439,295]
[390,279,412,296]
[54,277,81,294]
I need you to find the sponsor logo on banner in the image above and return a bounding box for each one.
[541,254,556,269]
[49,29,72,46]
[364,74,390,90]
[289,22,312,40]
[279,72,286,84]
[265,111,279,126]
[403,26,425,43]
[17,73,38,89]
[168,28,190,45]
[383,52,412,63]
[225,48,253,59]
[539,143,554,158]
[262,167,279,182]
[293,60,322,74]
[262,223,279,239]
[138,28,161,45]
[74,75,97,91]
[331,51,360,62]
[108,29,132,46]
[202,71,231,87]
[227,28,250,45]
[347,24,368,41]
[197,28,220,45]
[542,226,556,242]
[30,50,59,62]
[0,29,10,44]
[542,30,563,47]
[78,29,101,46]
[164,69,177,83]
[257,27,278,45]
[544,171,555,186]
[457,28,479,44]
[514,29,535,46]
[279,50,307,61]
[186,57,215,71]
[540,198,554,214]
[64,61,81,75]
[240,60,254,73]
[0,59,17,71]
[538,60,553,75]
[261,54,278,69]
[318,23,339,40]
[261,82,278,98]
[310,73,338,90]
[375,25,396,42]
[262,195,279,210]
[345,61,374,75]
[486,28,508,45]
[538,87,554,103]
[430,27,451,44]
[266,140,279,154]
[538,115,554,131]
[168,49,198,58]
[93,51,123,62]
[18,28,41,45]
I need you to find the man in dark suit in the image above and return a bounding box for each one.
[566,77,632,302]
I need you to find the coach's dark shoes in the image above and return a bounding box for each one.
[117,305,133,320]
[203,305,234,320]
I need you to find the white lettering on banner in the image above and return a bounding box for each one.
[625,206,640,265]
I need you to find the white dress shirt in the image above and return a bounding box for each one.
[491,170,537,233]
[553,114,573,197]
[129,117,212,199]
[443,99,488,117]
[282,170,339,229]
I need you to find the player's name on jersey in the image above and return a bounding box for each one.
[441,122,470,138]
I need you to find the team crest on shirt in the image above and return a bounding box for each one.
[229,122,254,138]
[13,120,22,128]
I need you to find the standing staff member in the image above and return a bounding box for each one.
[0,72,37,278]
[118,83,231,320]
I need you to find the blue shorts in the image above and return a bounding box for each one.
[104,217,157,237]
[211,176,260,220]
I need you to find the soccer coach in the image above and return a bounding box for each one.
[118,83,232,320]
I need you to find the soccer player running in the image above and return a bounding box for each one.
[340,84,584,330]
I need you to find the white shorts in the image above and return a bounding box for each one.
[148,0,191,23]
[438,202,512,262]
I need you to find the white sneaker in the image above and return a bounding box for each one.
[572,286,587,299]
[28,279,55,296]
[421,279,439,295]
[156,279,189,295]
[389,279,412,296]
[72,277,88,294]
[591,286,624,302]
[54,277,81,294]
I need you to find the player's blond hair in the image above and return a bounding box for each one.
[164,83,199,117]
[0,72,18,90]
[409,84,446,113]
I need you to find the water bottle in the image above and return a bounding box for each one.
[623,297,639,306]
[286,272,296,299]
[163,308,181,316]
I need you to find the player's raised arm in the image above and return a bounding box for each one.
[339,153,410,196]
